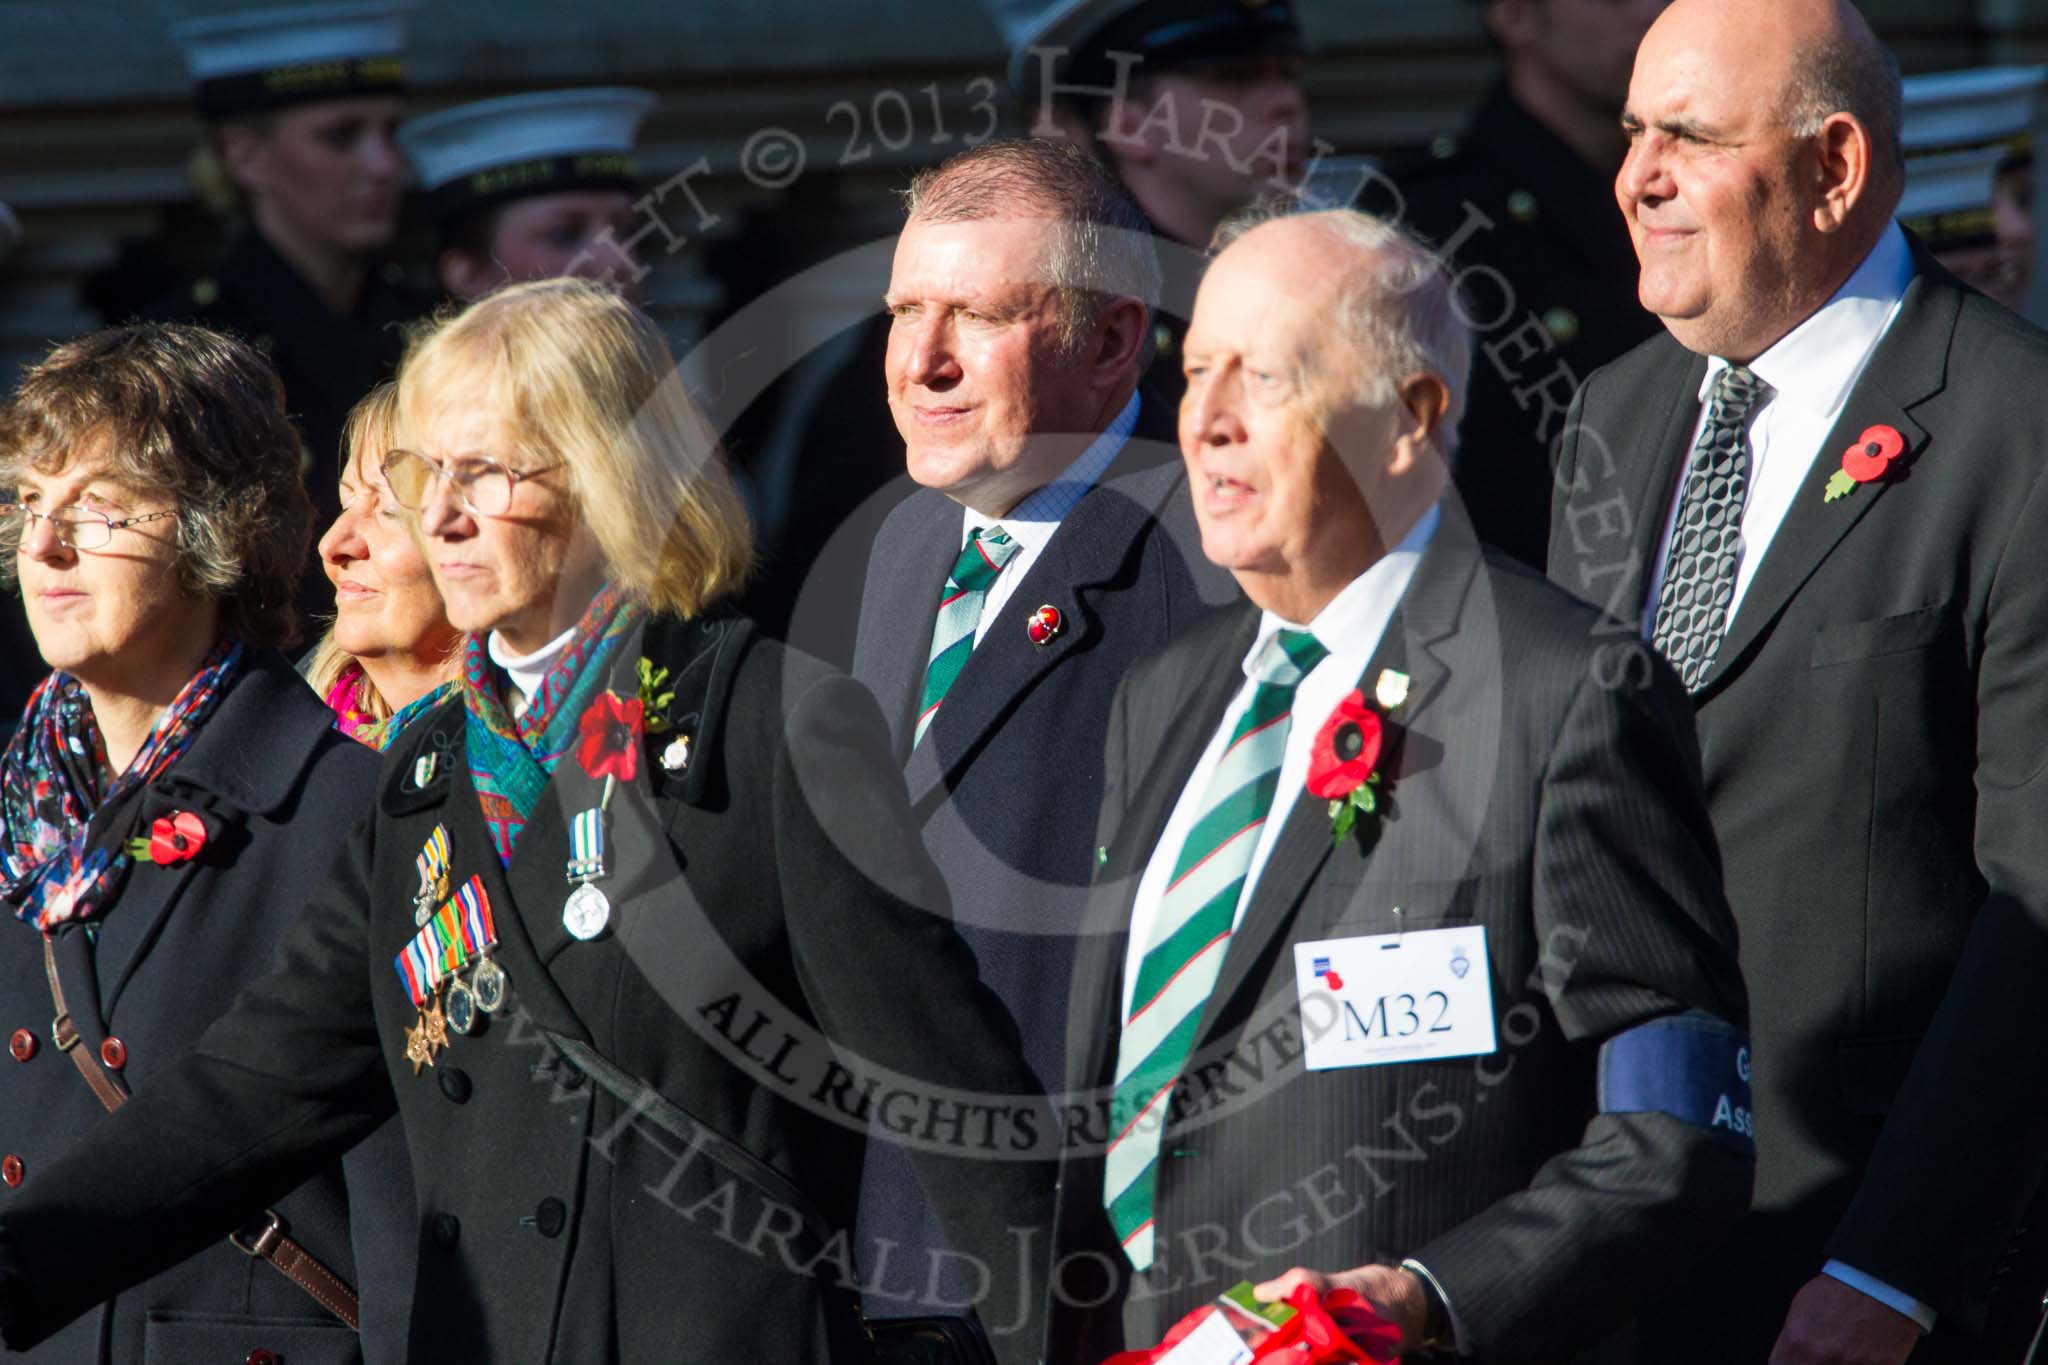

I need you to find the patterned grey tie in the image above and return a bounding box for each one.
[1652,364,1771,690]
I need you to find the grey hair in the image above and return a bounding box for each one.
[1212,203,1473,454]
[901,136,1162,352]
[1785,26,1906,193]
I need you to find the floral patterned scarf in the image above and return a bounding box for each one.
[325,662,458,753]
[463,584,643,865]
[0,638,242,930]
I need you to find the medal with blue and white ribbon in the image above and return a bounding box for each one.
[562,776,615,942]
[413,824,451,927]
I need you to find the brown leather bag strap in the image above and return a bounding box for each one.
[43,933,128,1113]
[39,933,361,1332]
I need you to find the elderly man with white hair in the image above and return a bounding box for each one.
[1046,206,1752,1361]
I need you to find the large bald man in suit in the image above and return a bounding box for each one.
[1551,1,2048,1359]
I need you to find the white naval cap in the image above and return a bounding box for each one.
[980,0,1302,99]
[1900,65,2047,250]
[397,87,655,226]
[171,1,413,120]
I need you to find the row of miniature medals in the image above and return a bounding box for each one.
[392,756,620,1075]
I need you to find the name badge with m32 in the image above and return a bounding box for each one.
[1293,925,1497,1071]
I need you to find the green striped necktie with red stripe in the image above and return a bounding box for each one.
[1103,627,1328,1269]
[913,525,1020,749]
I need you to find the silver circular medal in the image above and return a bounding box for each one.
[472,955,508,1014]
[562,882,611,941]
[443,979,477,1035]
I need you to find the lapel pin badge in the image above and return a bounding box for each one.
[1374,668,1411,711]
[412,752,437,789]
[660,733,692,773]
[1026,604,1063,647]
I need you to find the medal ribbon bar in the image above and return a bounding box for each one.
[392,874,499,1008]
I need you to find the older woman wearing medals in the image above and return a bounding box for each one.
[0,324,412,1364]
[305,384,462,750]
[0,280,1055,1365]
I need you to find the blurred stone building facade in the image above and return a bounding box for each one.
[0,0,2042,412]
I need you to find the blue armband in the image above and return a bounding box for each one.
[1597,1010,1754,1155]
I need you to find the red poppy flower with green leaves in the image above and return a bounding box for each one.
[576,691,644,783]
[124,809,208,866]
[1308,690,1390,847]
[1824,424,1907,502]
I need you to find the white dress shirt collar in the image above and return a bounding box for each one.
[956,389,1142,645]
[958,389,1141,552]
[1120,502,1441,1022]
[1245,503,1442,666]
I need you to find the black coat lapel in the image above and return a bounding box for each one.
[905,429,1187,811]
[1191,516,1479,1051]
[381,702,591,1044]
[1696,255,1958,696]
[95,653,327,1015]
[851,489,960,760]
[1625,345,1712,611]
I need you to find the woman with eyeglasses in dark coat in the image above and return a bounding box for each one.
[0,282,1055,1365]
[0,324,413,1365]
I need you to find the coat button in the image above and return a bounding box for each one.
[431,1212,460,1248]
[1,1155,22,1188]
[8,1029,34,1062]
[532,1197,566,1238]
[247,1350,279,1365]
[438,1068,471,1103]
[99,1036,127,1070]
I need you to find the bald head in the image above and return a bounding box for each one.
[1619,0,1903,359]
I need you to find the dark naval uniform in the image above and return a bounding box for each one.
[1397,83,1660,568]
[0,615,1054,1365]
[147,232,423,534]
[1140,212,1201,414]
[0,653,412,1365]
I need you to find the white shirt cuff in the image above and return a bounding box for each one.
[1399,1258,1469,1355]
[1821,1260,1936,1333]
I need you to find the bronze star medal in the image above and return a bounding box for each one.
[420,997,450,1054]
[404,1016,435,1074]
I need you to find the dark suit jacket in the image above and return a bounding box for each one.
[848,395,1236,1325]
[0,616,1053,1365]
[1548,245,2048,1358]
[0,651,413,1365]
[1050,508,1752,1364]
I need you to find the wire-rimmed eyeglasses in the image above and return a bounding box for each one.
[0,503,178,551]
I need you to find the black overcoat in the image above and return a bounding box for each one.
[0,616,1054,1365]
[0,650,412,1364]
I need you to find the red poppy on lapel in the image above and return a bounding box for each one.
[1824,424,1907,502]
[576,691,643,783]
[137,810,207,865]
[1026,604,1063,646]
[1308,690,1392,847]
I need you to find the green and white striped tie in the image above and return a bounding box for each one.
[913,525,1021,749]
[1103,627,1328,1270]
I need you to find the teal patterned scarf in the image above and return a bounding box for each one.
[463,584,644,865]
